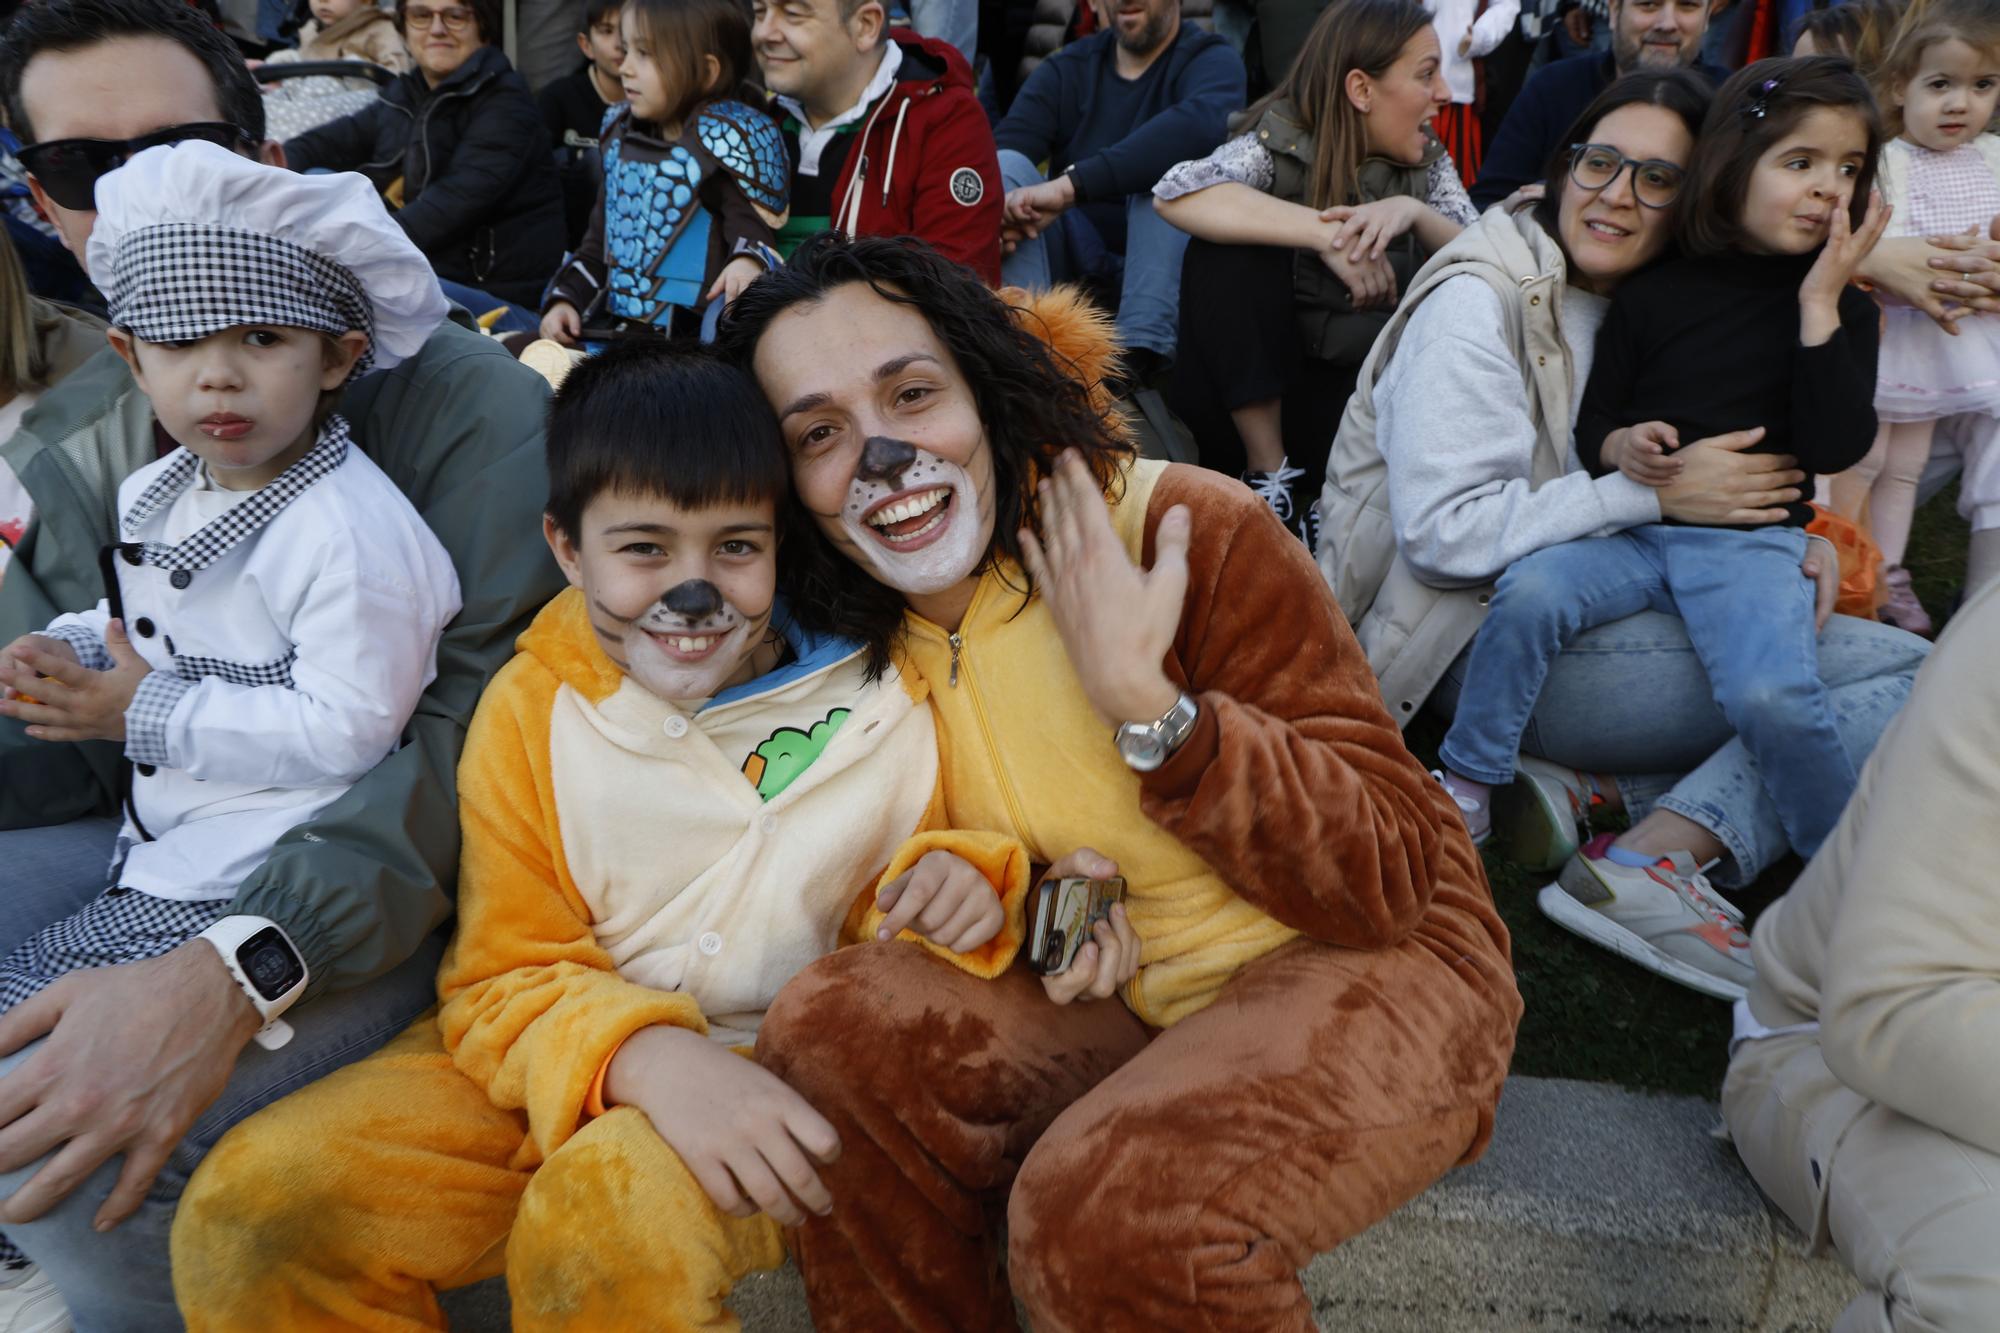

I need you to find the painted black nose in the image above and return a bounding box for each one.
[858,435,919,487]
[662,580,723,619]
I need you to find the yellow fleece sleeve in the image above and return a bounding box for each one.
[437,657,706,1162]
[844,780,1032,976]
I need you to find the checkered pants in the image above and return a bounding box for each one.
[0,888,231,1012]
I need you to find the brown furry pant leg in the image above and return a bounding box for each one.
[758,936,1516,1333]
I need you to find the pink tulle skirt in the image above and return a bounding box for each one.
[1876,305,2000,422]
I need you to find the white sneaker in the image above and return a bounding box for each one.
[1432,770,1491,846]
[1537,834,1754,1001]
[1495,756,1603,872]
[0,1263,72,1333]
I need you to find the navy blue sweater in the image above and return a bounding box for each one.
[1470,51,1730,209]
[994,23,1244,250]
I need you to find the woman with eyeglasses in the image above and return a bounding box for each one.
[283,0,564,322]
[1320,66,1930,1001]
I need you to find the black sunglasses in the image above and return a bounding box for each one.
[16,122,255,211]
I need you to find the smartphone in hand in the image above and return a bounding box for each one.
[1026,876,1127,976]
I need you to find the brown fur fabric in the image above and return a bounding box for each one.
[756,467,1521,1330]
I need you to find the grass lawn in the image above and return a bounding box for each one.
[1407,484,1971,1100]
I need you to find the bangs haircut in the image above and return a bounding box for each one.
[580,0,622,32]
[1532,67,1712,239]
[395,0,504,44]
[1875,3,2000,138]
[624,0,754,126]
[544,339,790,542]
[0,0,266,144]
[1678,54,1883,256]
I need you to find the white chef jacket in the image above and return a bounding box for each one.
[43,416,461,902]
[1426,0,1521,106]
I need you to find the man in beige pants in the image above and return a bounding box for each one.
[1725,577,2000,1332]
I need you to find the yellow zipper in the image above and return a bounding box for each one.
[910,577,1038,855]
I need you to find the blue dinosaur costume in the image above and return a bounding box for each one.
[547,98,789,334]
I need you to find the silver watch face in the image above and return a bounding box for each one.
[1117,726,1167,771]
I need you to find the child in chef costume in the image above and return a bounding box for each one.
[0,141,460,1047]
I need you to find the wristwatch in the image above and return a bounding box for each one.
[1114,692,1199,773]
[197,916,309,1050]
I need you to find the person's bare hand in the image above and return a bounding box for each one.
[1603,421,1683,487]
[1035,849,1141,1006]
[1563,7,1592,44]
[704,255,765,308]
[0,943,260,1230]
[1499,182,1546,212]
[605,1025,840,1226]
[1017,450,1188,727]
[1327,247,1398,309]
[1657,428,1805,526]
[1800,191,1889,336]
[1802,533,1839,631]
[1857,232,2000,333]
[0,634,77,702]
[539,300,582,346]
[1003,176,1076,240]
[874,850,1004,954]
[1319,197,1419,262]
[0,619,148,741]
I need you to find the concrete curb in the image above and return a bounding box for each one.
[439,1074,1858,1331]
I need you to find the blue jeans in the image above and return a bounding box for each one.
[998,149,1187,360]
[436,278,540,337]
[0,820,443,1331]
[1440,525,1859,859]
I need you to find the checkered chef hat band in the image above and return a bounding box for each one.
[107,223,378,374]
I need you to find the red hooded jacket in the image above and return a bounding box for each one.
[823,31,1002,284]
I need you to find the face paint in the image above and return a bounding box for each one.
[598,577,772,703]
[838,436,989,596]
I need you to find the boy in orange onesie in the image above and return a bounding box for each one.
[169,342,1030,1330]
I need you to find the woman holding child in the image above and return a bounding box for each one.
[1322,64,1931,1001]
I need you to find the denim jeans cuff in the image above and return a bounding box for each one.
[1652,793,1756,891]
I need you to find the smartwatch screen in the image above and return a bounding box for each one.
[239,927,306,1000]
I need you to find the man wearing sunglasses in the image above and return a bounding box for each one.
[0,0,562,1325]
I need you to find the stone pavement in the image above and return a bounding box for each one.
[438,1074,1859,1331]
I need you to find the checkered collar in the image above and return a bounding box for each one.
[120,414,352,573]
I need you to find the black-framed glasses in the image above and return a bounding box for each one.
[17,122,255,212]
[405,4,476,31]
[1567,142,1686,209]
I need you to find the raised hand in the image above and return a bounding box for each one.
[1017,450,1189,728]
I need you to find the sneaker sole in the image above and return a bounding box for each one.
[1495,777,1579,873]
[1536,883,1748,1002]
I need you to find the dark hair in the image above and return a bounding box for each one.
[624,0,754,126]
[0,0,266,143]
[1678,55,1882,255]
[1234,0,1435,210]
[394,0,504,46]
[716,233,1135,668]
[546,339,790,539]
[1532,67,1712,239]
[1792,0,1906,69]
[1874,1,2000,137]
[579,0,623,34]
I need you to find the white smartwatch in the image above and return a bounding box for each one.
[1114,691,1199,773]
[196,915,309,1051]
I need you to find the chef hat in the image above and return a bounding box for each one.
[86,140,446,377]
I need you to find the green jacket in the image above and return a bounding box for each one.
[0,315,563,997]
[1246,99,1439,365]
